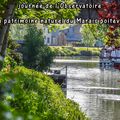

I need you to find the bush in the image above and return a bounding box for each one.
[0,102,39,120]
[3,55,17,68]
[0,66,88,120]
[3,36,23,69]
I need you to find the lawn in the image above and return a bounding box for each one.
[50,46,101,56]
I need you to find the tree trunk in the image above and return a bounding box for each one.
[0,0,16,69]
[1,24,10,57]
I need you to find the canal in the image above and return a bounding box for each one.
[52,57,120,120]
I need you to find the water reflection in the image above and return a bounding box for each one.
[53,57,120,120]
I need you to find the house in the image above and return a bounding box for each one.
[43,26,67,46]
[43,25,82,46]
[43,26,53,46]
[16,25,82,46]
[63,25,82,45]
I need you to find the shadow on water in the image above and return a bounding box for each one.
[52,57,120,120]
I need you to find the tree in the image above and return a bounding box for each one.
[23,25,55,72]
[98,0,120,31]
[4,35,23,68]
[81,24,108,47]
[9,24,27,40]
[97,0,120,47]
[0,0,79,70]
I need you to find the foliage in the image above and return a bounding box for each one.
[105,31,120,47]
[0,66,88,120]
[3,55,17,69]
[3,36,23,68]
[0,0,79,21]
[9,24,28,40]
[81,23,120,48]
[81,24,108,47]
[15,0,79,19]
[23,25,55,71]
[50,46,101,56]
[0,102,39,120]
[97,0,120,47]
[98,0,120,31]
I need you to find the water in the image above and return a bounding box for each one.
[52,57,120,120]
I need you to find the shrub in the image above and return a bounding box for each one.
[0,66,88,120]
[3,36,23,69]
[3,55,17,68]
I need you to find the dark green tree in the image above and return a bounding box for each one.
[23,25,55,71]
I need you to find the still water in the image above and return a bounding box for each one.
[53,57,120,120]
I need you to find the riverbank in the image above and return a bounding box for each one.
[50,46,101,56]
[0,66,88,120]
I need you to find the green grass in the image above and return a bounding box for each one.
[50,46,101,56]
[0,66,88,120]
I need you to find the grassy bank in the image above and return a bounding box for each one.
[50,46,101,56]
[0,66,88,120]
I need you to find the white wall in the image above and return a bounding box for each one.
[42,26,52,45]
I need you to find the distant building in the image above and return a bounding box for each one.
[43,26,53,46]
[43,25,82,46]
[57,31,67,46]
[16,25,82,46]
[63,25,82,45]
